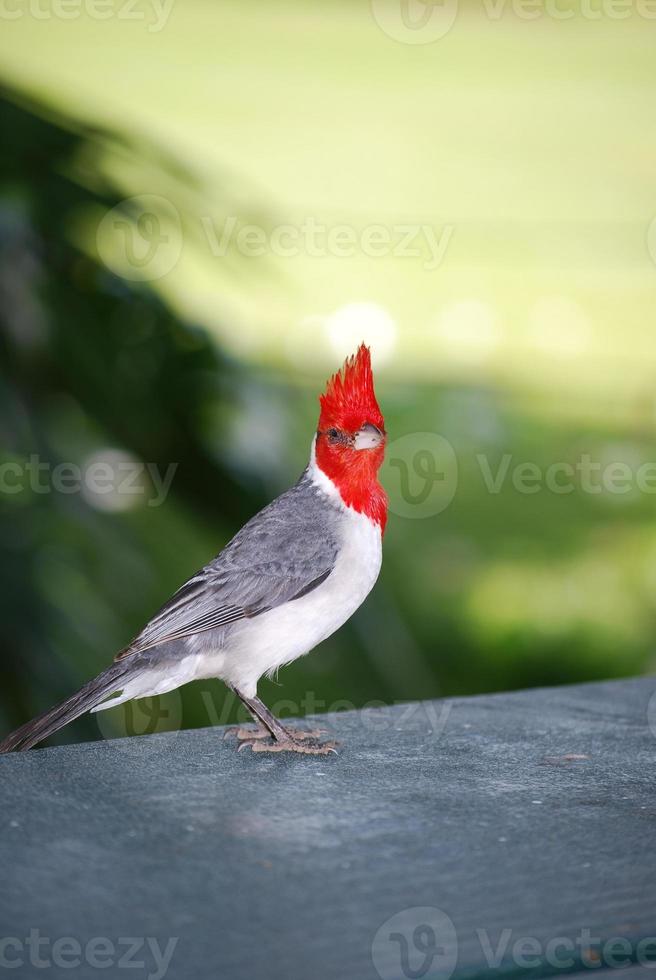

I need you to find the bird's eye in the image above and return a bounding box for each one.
[319,426,348,445]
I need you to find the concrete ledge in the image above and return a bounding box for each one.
[1,677,655,980]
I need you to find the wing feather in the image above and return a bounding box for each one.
[117,476,340,660]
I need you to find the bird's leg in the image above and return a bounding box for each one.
[228,687,338,756]
[234,690,291,741]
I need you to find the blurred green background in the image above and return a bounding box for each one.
[1,0,656,746]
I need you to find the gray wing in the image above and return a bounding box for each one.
[117,474,340,659]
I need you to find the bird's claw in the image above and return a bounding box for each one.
[241,737,339,756]
[228,724,338,756]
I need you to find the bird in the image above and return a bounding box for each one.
[0,344,387,756]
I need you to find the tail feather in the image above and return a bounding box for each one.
[0,662,131,754]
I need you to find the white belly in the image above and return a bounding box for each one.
[198,506,382,697]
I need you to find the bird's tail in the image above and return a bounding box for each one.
[0,662,132,754]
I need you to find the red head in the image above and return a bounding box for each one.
[314,344,387,531]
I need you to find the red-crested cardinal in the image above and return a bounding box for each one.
[0,345,387,756]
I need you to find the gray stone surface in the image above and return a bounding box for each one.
[1,678,656,980]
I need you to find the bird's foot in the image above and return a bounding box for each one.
[246,735,339,756]
[224,724,271,742]
[228,724,338,756]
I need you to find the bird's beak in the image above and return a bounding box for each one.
[353,423,385,451]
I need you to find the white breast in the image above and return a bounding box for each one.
[200,456,383,698]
